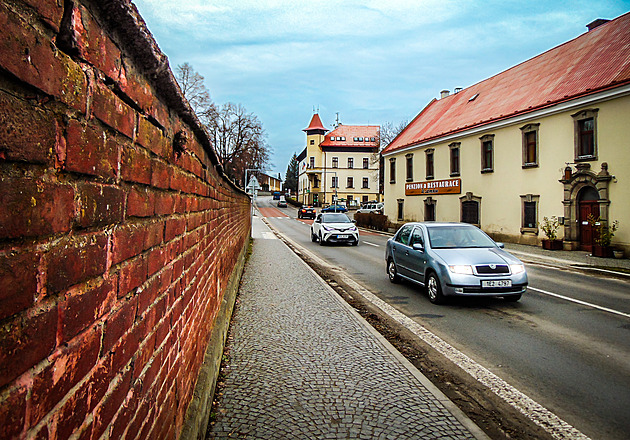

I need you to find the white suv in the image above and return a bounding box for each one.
[311,213,359,246]
[356,203,383,214]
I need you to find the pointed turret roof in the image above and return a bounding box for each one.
[303,113,327,132]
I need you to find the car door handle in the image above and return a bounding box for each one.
[405,251,409,256]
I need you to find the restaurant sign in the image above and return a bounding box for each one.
[405,178,461,196]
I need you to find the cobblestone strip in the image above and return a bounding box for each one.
[207,218,479,439]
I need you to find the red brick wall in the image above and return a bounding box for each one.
[0,1,251,438]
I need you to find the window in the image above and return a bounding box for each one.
[389,158,396,183]
[362,195,368,203]
[363,157,369,169]
[347,195,353,204]
[362,177,369,189]
[573,109,598,160]
[425,149,434,179]
[409,227,424,246]
[480,134,494,172]
[520,194,539,233]
[424,197,436,221]
[341,137,346,141]
[348,157,354,169]
[395,224,413,245]
[331,176,338,188]
[449,142,460,176]
[520,123,539,167]
[358,137,363,141]
[332,157,338,168]
[406,154,413,181]
[310,140,314,145]
[347,177,354,188]
[313,176,320,188]
[309,157,315,169]
[397,199,404,221]
[460,192,481,226]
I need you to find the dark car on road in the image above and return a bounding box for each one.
[297,205,316,219]
[385,222,527,304]
[321,204,348,213]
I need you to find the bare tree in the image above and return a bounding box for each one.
[176,62,215,117]
[379,120,408,150]
[206,102,271,186]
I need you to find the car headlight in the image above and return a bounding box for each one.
[510,264,525,274]
[322,225,334,231]
[449,265,473,275]
[348,226,357,231]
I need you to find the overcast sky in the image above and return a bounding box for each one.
[132,0,630,178]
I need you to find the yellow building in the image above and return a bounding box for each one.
[298,114,380,207]
[382,14,630,254]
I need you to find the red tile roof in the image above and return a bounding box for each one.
[383,12,630,154]
[320,125,379,148]
[303,113,326,132]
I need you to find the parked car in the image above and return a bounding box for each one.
[311,213,359,246]
[385,222,527,304]
[277,199,287,207]
[356,202,384,214]
[297,205,316,219]
[321,204,348,213]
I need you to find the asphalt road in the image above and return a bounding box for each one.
[258,196,630,440]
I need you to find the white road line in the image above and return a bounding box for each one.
[363,241,380,247]
[529,286,630,319]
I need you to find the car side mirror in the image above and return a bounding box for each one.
[352,220,356,224]
[412,243,424,252]
[497,242,505,248]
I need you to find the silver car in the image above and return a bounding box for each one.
[311,213,359,246]
[385,222,527,304]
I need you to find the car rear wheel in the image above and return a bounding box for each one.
[427,273,446,305]
[387,259,400,283]
[504,293,522,302]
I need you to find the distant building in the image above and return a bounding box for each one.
[297,114,381,207]
[258,172,282,192]
[382,13,630,253]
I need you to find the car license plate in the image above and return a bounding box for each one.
[482,280,512,288]
[337,234,349,239]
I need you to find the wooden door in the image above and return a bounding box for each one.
[579,201,599,252]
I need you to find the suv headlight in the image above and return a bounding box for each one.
[449,265,473,275]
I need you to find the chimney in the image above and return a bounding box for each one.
[586,18,609,31]
[440,90,450,99]
[454,87,462,94]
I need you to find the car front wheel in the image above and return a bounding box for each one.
[319,233,325,246]
[427,273,446,305]
[311,230,317,242]
[387,259,400,283]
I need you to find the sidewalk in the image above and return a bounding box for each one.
[207,215,488,439]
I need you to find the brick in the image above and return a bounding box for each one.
[0,249,40,321]
[0,3,87,112]
[112,223,146,265]
[165,217,186,242]
[65,120,118,180]
[90,368,132,440]
[102,298,137,354]
[66,3,122,82]
[21,0,64,31]
[0,90,57,164]
[0,384,27,439]
[60,276,117,343]
[117,255,146,299]
[45,233,108,294]
[126,186,155,218]
[151,158,172,189]
[77,182,125,228]
[146,246,168,278]
[137,116,166,156]
[144,221,164,250]
[118,62,153,112]
[121,144,152,185]
[29,327,102,425]
[110,320,141,373]
[0,304,57,389]
[0,176,75,240]
[91,82,135,139]
[155,192,176,216]
[53,381,89,440]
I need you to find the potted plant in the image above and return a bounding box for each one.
[540,216,563,250]
[588,215,618,257]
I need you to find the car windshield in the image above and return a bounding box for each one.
[427,225,496,249]
[322,213,351,223]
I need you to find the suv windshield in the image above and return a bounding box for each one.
[322,213,351,223]
[427,226,496,249]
